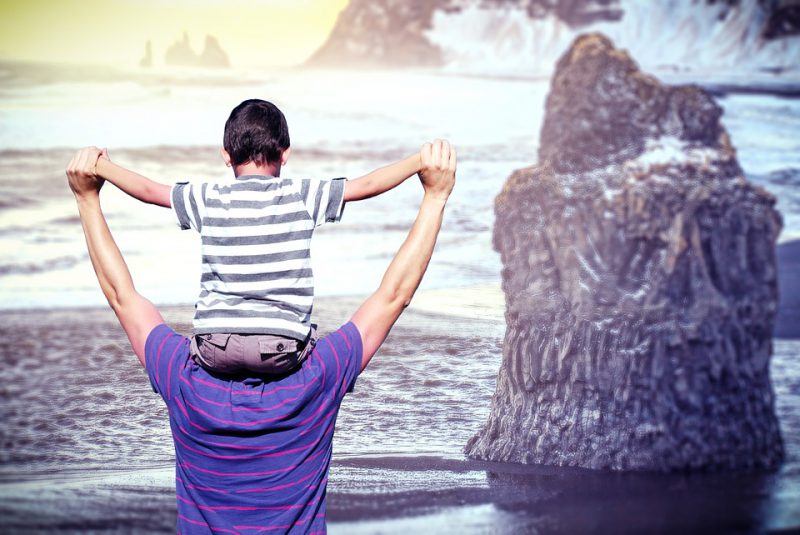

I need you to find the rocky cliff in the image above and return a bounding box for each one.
[307,0,799,73]
[307,0,448,68]
[464,33,784,471]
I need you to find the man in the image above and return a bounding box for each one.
[66,140,456,534]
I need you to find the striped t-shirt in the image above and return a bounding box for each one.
[171,175,346,340]
[145,321,362,533]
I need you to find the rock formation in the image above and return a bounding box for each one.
[165,32,198,67]
[165,32,230,69]
[306,0,447,68]
[307,0,799,72]
[139,40,153,68]
[199,35,230,69]
[464,33,785,471]
[763,0,800,39]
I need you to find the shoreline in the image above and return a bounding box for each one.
[4,244,797,337]
[0,283,506,326]
[2,450,798,533]
[777,239,800,339]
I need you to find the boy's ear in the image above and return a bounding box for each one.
[280,147,291,166]
[220,148,232,167]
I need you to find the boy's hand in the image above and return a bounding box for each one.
[66,146,105,198]
[418,139,456,202]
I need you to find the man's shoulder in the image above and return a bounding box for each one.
[144,324,190,400]
[145,324,189,364]
[312,322,363,394]
[318,322,360,352]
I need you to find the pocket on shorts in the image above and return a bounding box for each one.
[257,337,299,356]
[256,337,300,370]
[195,333,232,369]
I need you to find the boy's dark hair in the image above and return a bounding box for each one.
[223,99,290,166]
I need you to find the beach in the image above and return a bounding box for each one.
[1,286,799,533]
[0,60,799,532]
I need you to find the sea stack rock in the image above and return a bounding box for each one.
[165,32,230,69]
[464,34,784,471]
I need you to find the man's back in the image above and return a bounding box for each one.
[145,321,362,533]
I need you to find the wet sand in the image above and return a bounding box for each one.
[777,239,800,339]
[0,287,799,533]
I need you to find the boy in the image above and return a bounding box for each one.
[91,98,424,375]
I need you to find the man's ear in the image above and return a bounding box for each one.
[220,148,232,167]
[280,147,291,166]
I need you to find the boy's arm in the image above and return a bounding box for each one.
[343,151,421,202]
[95,156,172,208]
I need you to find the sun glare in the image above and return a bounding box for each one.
[0,0,349,67]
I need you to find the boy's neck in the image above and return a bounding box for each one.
[233,161,281,178]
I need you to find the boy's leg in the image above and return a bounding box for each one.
[191,328,318,375]
[238,327,318,374]
[191,333,235,372]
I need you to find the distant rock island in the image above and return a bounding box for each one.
[464,33,785,472]
[139,33,230,69]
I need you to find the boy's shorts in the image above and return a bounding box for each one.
[190,326,318,375]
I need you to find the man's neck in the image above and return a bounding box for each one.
[233,161,281,178]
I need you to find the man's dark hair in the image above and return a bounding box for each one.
[223,99,290,166]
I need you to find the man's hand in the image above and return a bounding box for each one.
[66,146,106,198]
[418,139,456,201]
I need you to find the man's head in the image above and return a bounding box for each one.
[223,99,290,168]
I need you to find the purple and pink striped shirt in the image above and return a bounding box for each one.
[145,321,362,534]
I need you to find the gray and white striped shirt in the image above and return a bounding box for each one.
[171,175,346,340]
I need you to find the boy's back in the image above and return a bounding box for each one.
[172,173,345,341]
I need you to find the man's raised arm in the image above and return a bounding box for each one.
[66,147,164,365]
[350,139,456,371]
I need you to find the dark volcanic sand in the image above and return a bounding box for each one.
[0,291,798,533]
[777,239,800,339]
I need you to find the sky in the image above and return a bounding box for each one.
[0,0,349,68]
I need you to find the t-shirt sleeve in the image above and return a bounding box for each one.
[318,321,363,400]
[300,177,346,227]
[145,324,190,403]
[171,181,206,232]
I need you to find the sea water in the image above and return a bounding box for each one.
[0,61,799,531]
[1,62,798,310]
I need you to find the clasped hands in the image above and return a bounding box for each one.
[418,139,456,202]
[65,146,109,197]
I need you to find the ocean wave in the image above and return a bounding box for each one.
[749,168,800,212]
[761,168,800,187]
[0,255,87,276]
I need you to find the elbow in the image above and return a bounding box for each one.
[106,291,125,314]
[106,288,139,315]
[382,285,414,312]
